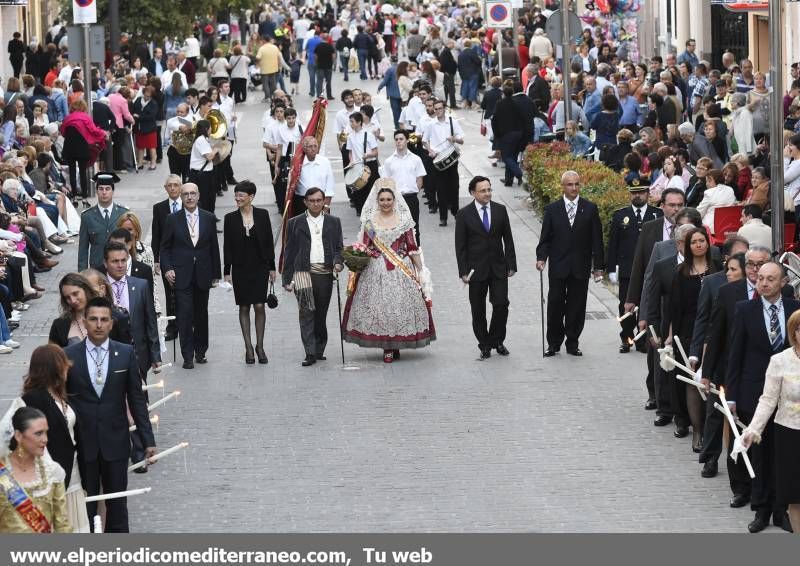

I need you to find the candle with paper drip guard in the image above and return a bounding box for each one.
[142,379,164,391]
[717,387,755,479]
[128,442,189,472]
[462,269,475,288]
[617,306,638,322]
[85,487,152,502]
[713,403,746,430]
[148,390,180,412]
[673,336,705,401]
[129,415,159,432]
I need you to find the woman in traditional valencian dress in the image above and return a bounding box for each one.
[342,178,435,363]
[0,405,72,533]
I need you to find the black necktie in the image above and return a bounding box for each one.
[635,208,642,225]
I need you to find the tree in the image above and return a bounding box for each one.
[58,0,240,42]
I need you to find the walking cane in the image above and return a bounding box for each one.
[129,128,139,174]
[539,269,546,357]
[335,273,345,364]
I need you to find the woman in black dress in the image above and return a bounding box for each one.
[223,181,276,365]
[666,226,721,452]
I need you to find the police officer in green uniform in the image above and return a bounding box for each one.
[78,172,129,270]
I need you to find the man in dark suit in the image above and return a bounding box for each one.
[536,170,604,356]
[727,261,799,533]
[606,178,662,352]
[282,188,344,367]
[151,175,182,341]
[455,176,517,359]
[526,57,551,109]
[159,182,221,369]
[77,172,129,270]
[702,246,784,493]
[65,297,156,532]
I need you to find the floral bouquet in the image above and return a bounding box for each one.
[342,242,371,273]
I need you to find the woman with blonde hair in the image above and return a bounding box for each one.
[116,211,161,314]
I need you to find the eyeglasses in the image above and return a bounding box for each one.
[745,261,767,269]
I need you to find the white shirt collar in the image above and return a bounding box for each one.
[86,338,110,352]
[98,203,113,215]
[563,195,579,207]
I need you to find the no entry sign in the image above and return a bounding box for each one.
[73,0,97,24]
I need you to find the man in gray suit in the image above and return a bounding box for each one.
[103,240,160,472]
[78,172,128,270]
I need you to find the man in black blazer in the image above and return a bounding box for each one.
[455,176,517,359]
[159,182,221,369]
[65,297,156,532]
[151,175,183,341]
[606,179,662,352]
[726,262,799,533]
[536,170,604,356]
[526,58,551,109]
[104,228,155,291]
[282,188,344,367]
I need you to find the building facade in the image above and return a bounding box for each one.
[0,0,59,80]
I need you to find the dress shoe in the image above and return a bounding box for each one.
[619,343,630,353]
[37,258,59,269]
[23,291,42,301]
[748,513,771,533]
[8,322,19,331]
[774,511,793,532]
[653,415,672,426]
[729,494,749,508]
[692,431,703,453]
[428,206,437,214]
[315,353,327,360]
[302,354,316,367]
[245,347,255,365]
[496,344,510,356]
[32,265,51,273]
[543,347,559,357]
[133,466,148,474]
[182,361,194,369]
[701,460,718,478]
[644,400,657,410]
[674,425,689,438]
[479,347,492,359]
[439,220,447,227]
[195,355,208,364]
[164,330,178,341]
[566,348,583,356]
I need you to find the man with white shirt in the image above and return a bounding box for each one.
[160,56,188,92]
[335,89,359,168]
[164,104,193,181]
[295,136,335,216]
[423,99,464,227]
[346,112,379,216]
[294,14,312,55]
[737,204,773,251]
[262,102,287,185]
[271,107,303,214]
[282,188,344,367]
[404,83,430,132]
[216,80,239,186]
[381,130,426,243]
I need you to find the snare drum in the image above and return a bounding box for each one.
[433,145,460,171]
[344,162,371,190]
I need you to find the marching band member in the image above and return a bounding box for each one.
[335,89,359,169]
[163,103,193,182]
[423,99,464,227]
[360,105,385,142]
[346,111,379,216]
[380,130,427,244]
[416,97,438,213]
[272,107,303,215]
[262,102,287,185]
[187,119,219,216]
[295,136,335,216]
[217,80,239,186]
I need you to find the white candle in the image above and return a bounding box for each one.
[93,515,102,534]
[648,325,660,344]
[85,487,152,502]
[158,315,176,322]
[151,363,172,374]
[713,403,746,430]
[129,415,159,432]
[718,388,755,479]
[632,328,648,342]
[672,337,705,400]
[617,306,638,322]
[463,269,475,287]
[128,442,189,472]
[148,390,180,412]
[142,380,164,391]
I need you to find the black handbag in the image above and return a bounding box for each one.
[266,282,278,309]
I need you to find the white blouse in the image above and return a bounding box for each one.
[744,347,800,443]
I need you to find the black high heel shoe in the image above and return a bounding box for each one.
[245,346,255,365]
[256,346,268,364]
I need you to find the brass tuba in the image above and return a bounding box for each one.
[206,109,228,139]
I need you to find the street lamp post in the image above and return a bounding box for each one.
[770,0,785,254]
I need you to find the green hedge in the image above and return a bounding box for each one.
[522,142,630,240]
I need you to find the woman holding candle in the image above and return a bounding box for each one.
[666,227,721,450]
[0,405,72,532]
[742,309,800,534]
[21,344,91,532]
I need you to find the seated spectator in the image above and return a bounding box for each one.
[564,120,592,157]
[601,128,634,172]
[686,157,713,207]
[745,166,770,211]
[697,168,737,233]
[650,155,686,202]
[737,204,772,250]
